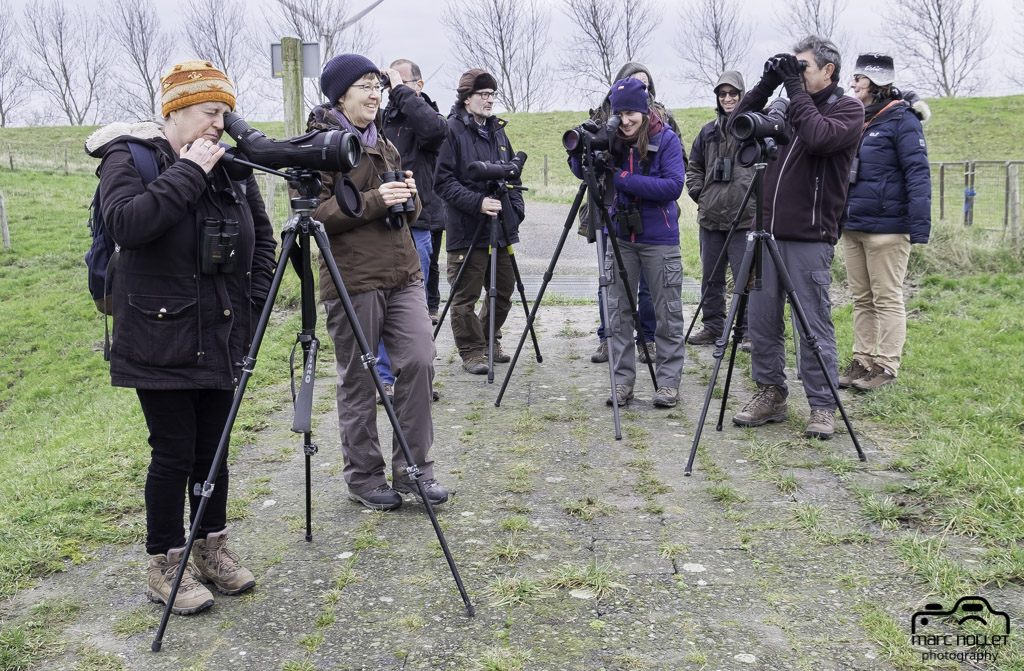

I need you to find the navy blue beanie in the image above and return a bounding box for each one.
[320,53,379,105]
[609,77,649,114]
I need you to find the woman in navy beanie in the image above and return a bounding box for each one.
[570,77,687,408]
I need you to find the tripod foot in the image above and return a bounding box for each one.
[466,603,476,617]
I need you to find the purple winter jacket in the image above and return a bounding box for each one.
[731,80,863,244]
[570,120,686,246]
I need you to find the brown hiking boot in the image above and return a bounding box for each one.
[805,408,836,440]
[147,548,214,615]
[606,384,634,406]
[739,336,752,353]
[852,364,896,392]
[591,341,609,363]
[492,341,511,363]
[375,382,394,406]
[462,356,488,374]
[652,386,679,408]
[192,530,256,595]
[838,359,870,388]
[687,328,718,345]
[733,384,788,427]
[637,341,657,364]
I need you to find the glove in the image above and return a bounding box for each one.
[614,170,631,192]
[759,53,788,90]
[776,54,805,96]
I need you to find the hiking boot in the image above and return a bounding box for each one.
[838,359,870,388]
[462,356,488,375]
[740,336,752,353]
[192,530,256,596]
[492,342,511,364]
[347,484,402,511]
[733,384,788,427]
[146,547,214,615]
[393,478,449,505]
[429,312,439,325]
[606,384,634,406]
[805,408,836,440]
[591,341,609,363]
[637,341,656,364]
[652,386,679,408]
[687,328,718,345]
[375,382,394,406]
[852,364,896,392]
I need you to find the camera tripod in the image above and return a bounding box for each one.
[152,168,473,652]
[432,181,542,383]
[494,149,659,440]
[683,159,865,475]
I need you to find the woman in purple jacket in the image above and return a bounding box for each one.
[573,78,687,408]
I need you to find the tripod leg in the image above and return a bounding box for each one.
[716,293,749,431]
[153,225,301,651]
[762,238,865,461]
[487,221,498,384]
[309,222,476,614]
[595,232,623,440]
[684,232,758,476]
[496,183,586,407]
[433,222,486,340]
[495,212,543,363]
[790,300,802,381]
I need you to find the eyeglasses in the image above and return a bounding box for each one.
[352,84,384,94]
[473,91,497,100]
[717,90,740,99]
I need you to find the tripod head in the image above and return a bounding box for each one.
[286,169,323,214]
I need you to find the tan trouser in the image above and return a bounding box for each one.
[842,231,911,374]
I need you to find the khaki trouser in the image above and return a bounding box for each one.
[323,281,435,494]
[842,231,911,374]
[446,246,514,360]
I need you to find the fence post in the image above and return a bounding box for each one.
[963,162,971,227]
[64,147,69,176]
[1010,163,1021,248]
[939,163,945,221]
[7,143,12,170]
[543,154,549,187]
[1,190,10,250]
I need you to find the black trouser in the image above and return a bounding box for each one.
[426,229,444,314]
[136,388,233,555]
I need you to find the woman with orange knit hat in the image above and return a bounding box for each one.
[85,60,277,615]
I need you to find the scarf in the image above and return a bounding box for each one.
[329,108,378,149]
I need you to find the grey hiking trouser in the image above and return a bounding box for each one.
[699,227,749,336]
[324,281,435,494]
[747,240,838,410]
[604,240,686,389]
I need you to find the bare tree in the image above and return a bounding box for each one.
[269,0,382,109]
[109,0,173,120]
[180,0,261,111]
[885,0,991,97]
[1010,0,1024,89]
[675,0,751,99]
[562,0,657,99]
[774,0,850,61]
[0,2,28,126]
[23,0,112,125]
[441,0,551,113]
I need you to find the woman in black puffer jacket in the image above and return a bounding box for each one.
[840,53,931,392]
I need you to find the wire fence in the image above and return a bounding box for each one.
[1,140,1021,245]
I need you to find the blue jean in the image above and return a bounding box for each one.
[376,228,433,384]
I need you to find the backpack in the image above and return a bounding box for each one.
[85,142,159,359]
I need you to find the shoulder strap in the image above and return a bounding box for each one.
[126,142,159,185]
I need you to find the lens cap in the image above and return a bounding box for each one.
[334,176,364,218]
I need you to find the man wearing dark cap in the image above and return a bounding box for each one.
[434,69,526,374]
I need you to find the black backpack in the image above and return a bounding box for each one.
[85,142,159,358]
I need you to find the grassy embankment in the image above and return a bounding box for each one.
[1,96,1023,665]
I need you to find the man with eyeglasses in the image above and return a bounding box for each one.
[686,71,755,352]
[434,69,526,375]
[372,59,449,404]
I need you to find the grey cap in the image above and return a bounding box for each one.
[853,53,895,86]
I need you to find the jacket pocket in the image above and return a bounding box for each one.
[126,294,199,368]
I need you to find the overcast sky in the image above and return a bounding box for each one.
[5,0,1018,123]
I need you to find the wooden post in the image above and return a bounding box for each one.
[1010,163,1021,248]
[64,147,69,175]
[543,154,549,187]
[939,163,945,221]
[281,37,305,139]
[8,143,13,170]
[964,162,971,227]
[0,190,10,250]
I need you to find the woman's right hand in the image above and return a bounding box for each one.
[378,179,413,208]
[180,139,225,174]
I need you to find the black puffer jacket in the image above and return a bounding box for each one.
[88,123,276,390]
[434,105,525,250]
[381,87,448,232]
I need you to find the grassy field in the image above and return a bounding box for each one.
[1,98,1024,667]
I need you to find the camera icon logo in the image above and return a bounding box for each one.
[911,596,1010,635]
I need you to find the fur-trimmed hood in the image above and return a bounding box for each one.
[85,122,164,158]
[902,91,931,123]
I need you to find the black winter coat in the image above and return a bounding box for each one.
[381,87,448,231]
[91,127,276,390]
[434,105,525,250]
